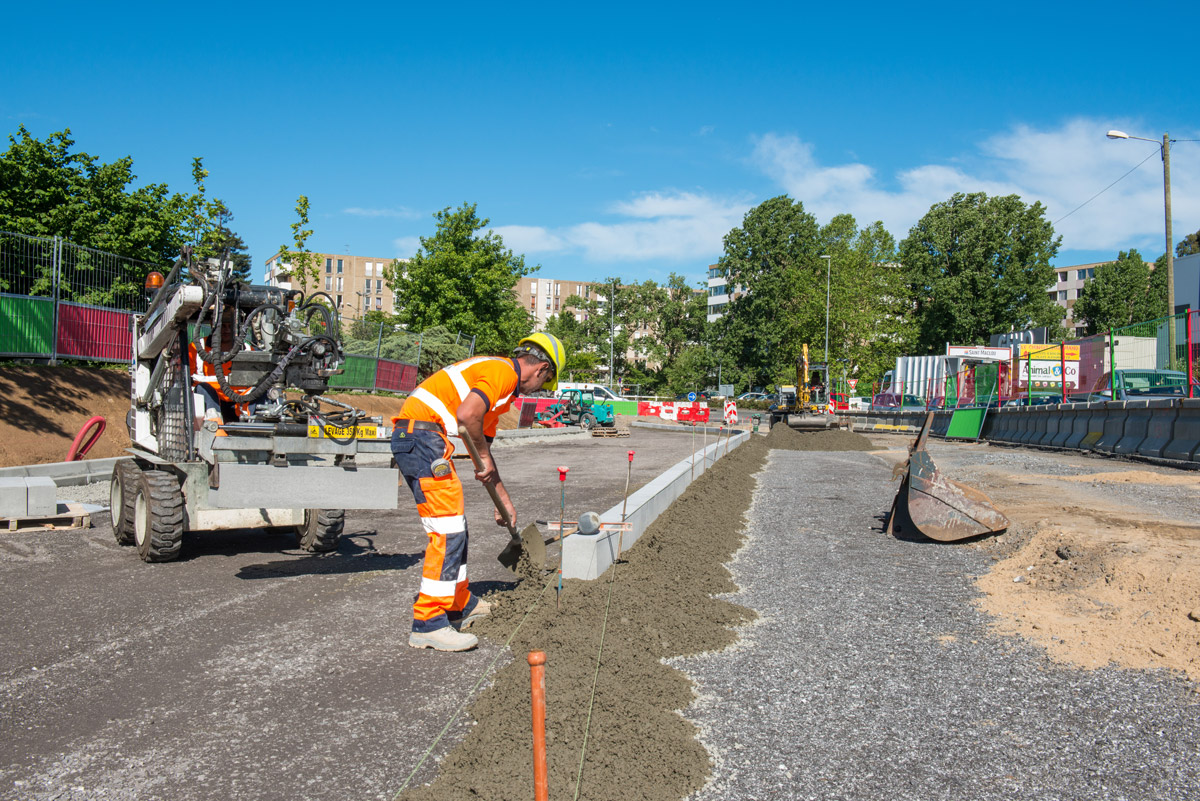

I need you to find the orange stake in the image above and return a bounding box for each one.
[529,651,548,801]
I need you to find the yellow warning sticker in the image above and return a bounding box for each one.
[307,424,379,439]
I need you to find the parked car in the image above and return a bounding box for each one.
[736,392,768,402]
[870,393,924,410]
[1071,369,1193,403]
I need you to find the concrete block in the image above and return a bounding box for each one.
[0,477,27,517]
[25,476,57,516]
[562,431,749,580]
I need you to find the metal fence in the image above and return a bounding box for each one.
[0,230,424,390]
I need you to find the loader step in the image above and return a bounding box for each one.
[1,502,92,532]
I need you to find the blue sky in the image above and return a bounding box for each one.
[4,2,1197,288]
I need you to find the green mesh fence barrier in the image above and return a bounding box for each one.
[0,295,54,356]
[328,353,378,390]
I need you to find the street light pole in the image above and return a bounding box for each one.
[820,255,832,364]
[1106,129,1194,364]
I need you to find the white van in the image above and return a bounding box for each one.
[555,382,629,402]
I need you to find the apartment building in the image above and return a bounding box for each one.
[263,252,400,320]
[1046,262,1102,336]
[706,263,747,322]
[514,276,602,329]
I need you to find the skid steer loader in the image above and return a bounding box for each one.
[110,248,398,562]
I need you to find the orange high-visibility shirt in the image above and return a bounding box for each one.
[393,356,520,439]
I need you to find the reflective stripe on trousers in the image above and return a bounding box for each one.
[391,427,472,632]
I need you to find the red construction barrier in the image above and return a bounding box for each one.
[55,303,132,361]
[374,359,419,393]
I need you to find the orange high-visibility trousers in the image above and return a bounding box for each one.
[391,425,477,632]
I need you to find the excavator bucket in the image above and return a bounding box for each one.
[886,412,1008,542]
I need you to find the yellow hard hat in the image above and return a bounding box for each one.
[515,332,567,392]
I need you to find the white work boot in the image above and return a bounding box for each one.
[451,598,492,630]
[408,627,478,652]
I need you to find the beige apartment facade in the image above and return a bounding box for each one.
[514,276,604,329]
[263,252,400,320]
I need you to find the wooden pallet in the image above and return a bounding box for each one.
[1,502,92,532]
[591,427,630,438]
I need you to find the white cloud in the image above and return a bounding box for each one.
[750,119,1200,259]
[345,206,422,220]
[494,191,749,264]
[391,236,422,257]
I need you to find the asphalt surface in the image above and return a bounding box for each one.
[0,427,700,801]
[675,446,1200,801]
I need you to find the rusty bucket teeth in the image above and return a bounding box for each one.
[888,411,1008,542]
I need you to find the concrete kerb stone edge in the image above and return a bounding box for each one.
[0,456,126,487]
[561,430,751,580]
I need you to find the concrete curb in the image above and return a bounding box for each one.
[0,457,126,488]
[561,429,751,580]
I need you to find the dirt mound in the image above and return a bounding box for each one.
[0,366,132,466]
[767,424,875,451]
[401,436,770,801]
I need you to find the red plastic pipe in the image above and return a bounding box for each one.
[67,415,106,461]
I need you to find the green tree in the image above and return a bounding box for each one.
[0,126,214,305]
[1071,250,1161,334]
[543,311,603,380]
[0,126,197,262]
[1176,229,1200,258]
[386,203,534,355]
[654,273,708,365]
[713,195,823,389]
[817,215,913,390]
[561,279,660,386]
[899,192,1063,352]
[277,195,321,293]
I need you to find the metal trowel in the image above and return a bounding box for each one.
[459,433,545,573]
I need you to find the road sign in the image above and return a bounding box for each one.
[687,392,696,402]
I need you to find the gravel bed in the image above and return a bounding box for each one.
[674,449,1200,801]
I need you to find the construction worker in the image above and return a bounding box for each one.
[189,315,252,426]
[391,332,566,651]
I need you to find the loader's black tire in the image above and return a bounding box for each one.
[109,460,140,545]
[580,413,597,431]
[296,509,344,553]
[133,470,185,562]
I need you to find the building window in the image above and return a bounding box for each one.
[337,259,344,273]
[1077,269,1087,280]
[337,294,342,307]
[365,281,371,294]
[531,281,537,294]
[326,258,332,273]
[554,283,560,297]
[1058,290,1067,301]
[325,276,331,291]
[337,276,343,292]
[1087,268,1095,279]
[1059,271,1067,282]
[375,297,382,310]
[376,280,382,292]
[545,299,550,310]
